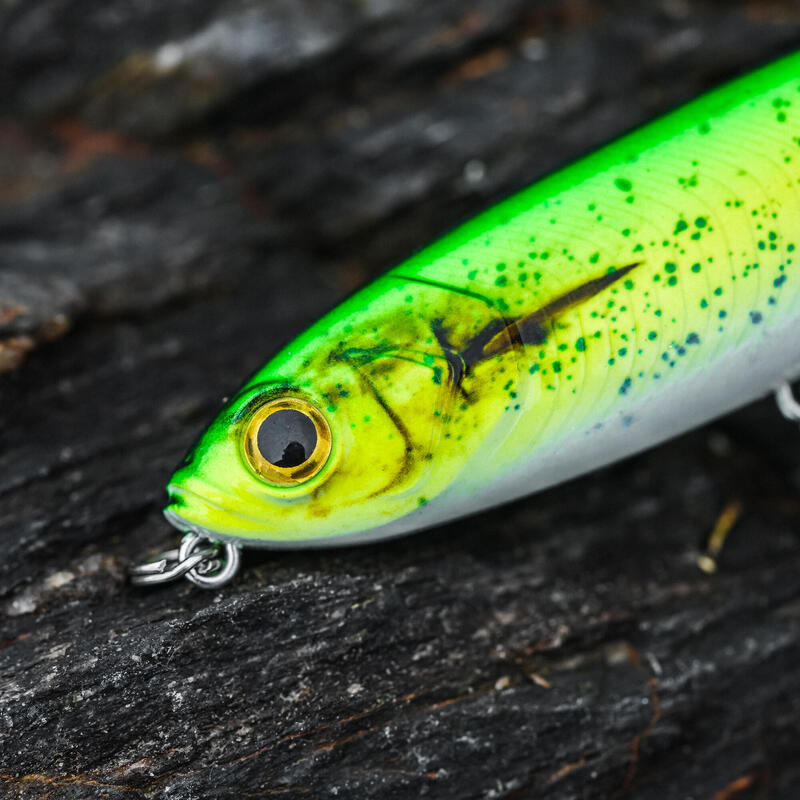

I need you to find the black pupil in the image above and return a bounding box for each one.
[257,409,317,468]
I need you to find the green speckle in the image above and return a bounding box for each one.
[664,262,677,273]
[589,252,600,264]
[624,279,634,290]
[700,298,708,309]
[648,331,657,340]
[404,294,413,303]
[667,275,678,286]
[417,497,428,507]
[674,219,688,234]
[495,275,507,287]
[695,217,707,228]
[552,361,562,373]
[714,287,723,296]
[576,337,586,352]
[691,263,701,273]
[467,269,478,280]
[496,262,506,271]
[615,177,633,192]
[529,363,540,374]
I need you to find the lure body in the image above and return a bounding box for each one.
[166,51,800,548]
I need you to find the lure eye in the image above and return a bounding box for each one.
[243,398,332,486]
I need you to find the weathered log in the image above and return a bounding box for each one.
[2,2,800,798]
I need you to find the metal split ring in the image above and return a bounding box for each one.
[130,531,241,588]
[775,381,800,423]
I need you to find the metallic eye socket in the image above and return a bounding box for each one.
[243,398,332,486]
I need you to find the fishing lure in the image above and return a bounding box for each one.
[133,50,800,588]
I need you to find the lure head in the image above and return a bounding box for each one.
[166,374,438,546]
[164,275,519,546]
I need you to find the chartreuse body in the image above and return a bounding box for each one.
[167,51,800,549]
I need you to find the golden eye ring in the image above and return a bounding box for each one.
[243,397,332,486]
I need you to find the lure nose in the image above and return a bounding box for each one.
[164,481,263,540]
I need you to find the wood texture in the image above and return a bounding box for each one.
[2,2,800,798]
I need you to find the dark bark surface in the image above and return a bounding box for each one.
[2,2,800,798]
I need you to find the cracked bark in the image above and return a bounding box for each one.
[2,2,800,798]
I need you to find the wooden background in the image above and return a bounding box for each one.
[2,1,800,798]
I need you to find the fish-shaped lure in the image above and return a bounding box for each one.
[134,50,800,587]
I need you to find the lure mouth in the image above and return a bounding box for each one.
[163,498,306,550]
[163,506,223,541]
[164,483,269,542]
